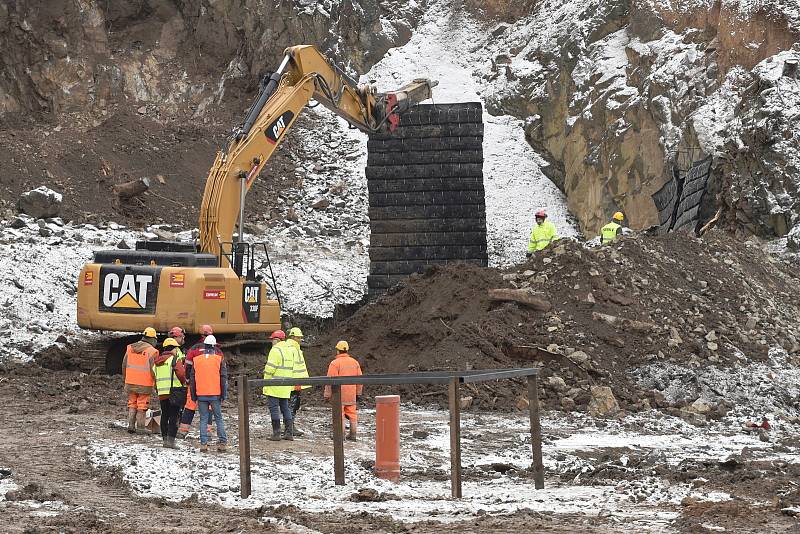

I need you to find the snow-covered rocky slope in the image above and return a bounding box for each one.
[471,0,800,239]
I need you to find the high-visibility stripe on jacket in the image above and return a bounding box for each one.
[153,355,184,396]
[124,344,157,387]
[323,353,363,405]
[262,341,295,399]
[527,220,558,252]
[287,339,311,391]
[194,349,223,397]
[600,221,621,244]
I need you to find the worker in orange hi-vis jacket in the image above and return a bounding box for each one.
[323,340,363,441]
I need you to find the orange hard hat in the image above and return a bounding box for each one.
[200,324,213,335]
[271,330,286,340]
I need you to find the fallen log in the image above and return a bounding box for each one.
[592,311,654,332]
[114,176,150,200]
[488,288,551,311]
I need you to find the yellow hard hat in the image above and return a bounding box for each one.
[288,327,304,338]
[335,340,349,351]
[142,327,157,338]
[613,211,624,222]
[162,337,179,348]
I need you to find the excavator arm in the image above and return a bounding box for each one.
[198,45,436,258]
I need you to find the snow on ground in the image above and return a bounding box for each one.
[634,347,800,418]
[0,217,142,362]
[0,468,69,518]
[87,407,794,529]
[362,0,578,266]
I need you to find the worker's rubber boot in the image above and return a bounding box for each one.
[166,437,178,449]
[292,424,305,437]
[126,408,137,434]
[283,422,294,441]
[346,429,357,442]
[268,421,282,441]
[135,410,150,435]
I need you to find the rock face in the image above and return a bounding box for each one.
[0,0,426,116]
[17,186,62,219]
[476,0,800,239]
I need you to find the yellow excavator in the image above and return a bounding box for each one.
[76,45,435,369]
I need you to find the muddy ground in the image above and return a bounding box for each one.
[1,364,799,533]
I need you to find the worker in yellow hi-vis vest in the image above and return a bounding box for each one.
[526,210,558,257]
[600,212,625,244]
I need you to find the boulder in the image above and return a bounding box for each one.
[547,376,568,392]
[9,216,28,229]
[17,186,62,218]
[311,197,330,210]
[570,350,590,365]
[689,398,712,415]
[152,228,176,241]
[588,386,620,418]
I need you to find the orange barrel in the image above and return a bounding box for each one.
[375,394,401,482]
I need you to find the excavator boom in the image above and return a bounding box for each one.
[198,45,436,257]
[76,45,435,370]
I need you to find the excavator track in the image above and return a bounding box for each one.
[77,335,139,374]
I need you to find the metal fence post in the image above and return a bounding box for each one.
[332,384,345,485]
[528,375,544,489]
[237,374,252,498]
[448,377,462,498]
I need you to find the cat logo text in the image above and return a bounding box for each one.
[265,111,295,144]
[98,266,161,314]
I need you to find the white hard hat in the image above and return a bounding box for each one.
[204,335,217,345]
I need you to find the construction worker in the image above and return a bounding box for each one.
[287,327,310,437]
[177,324,216,439]
[600,211,625,244]
[189,334,228,452]
[122,327,159,434]
[526,210,558,257]
[263,330,296,441]
[153,338,186,448]
[323,341,363,441]
[168,326,186,358]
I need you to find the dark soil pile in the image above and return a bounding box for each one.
[0,105,307,229]
[306,231,800,412]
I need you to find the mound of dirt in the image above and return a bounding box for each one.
[307,231,800,412]
[0,105,305,229]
